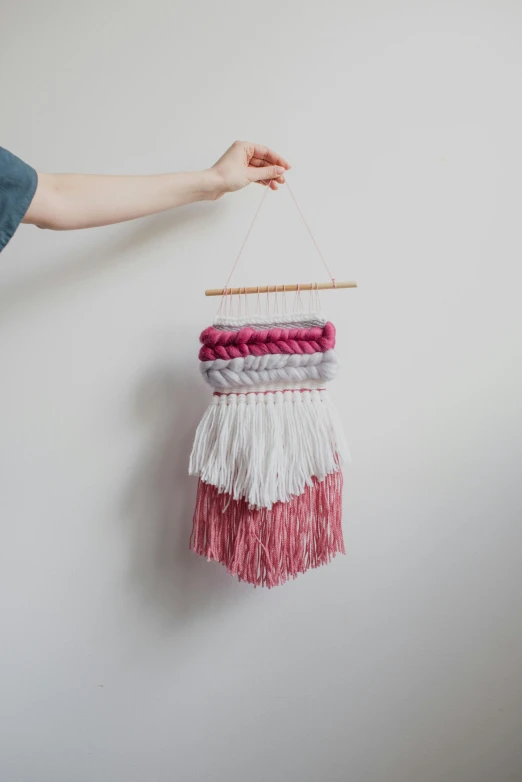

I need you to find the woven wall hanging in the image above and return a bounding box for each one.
[188,179,356,587]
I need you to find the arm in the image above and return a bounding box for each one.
[22,141,290,231]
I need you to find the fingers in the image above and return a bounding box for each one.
[248,157,268,168]
[237,140,291,170]
[222,140,290,192]
[248,159,286,185]
[249,164,286,184]
[249,157,284,184]
[251,144,291,170]
[249,156,285,171]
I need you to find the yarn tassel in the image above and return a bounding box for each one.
[188,311,350,588]
[189,388,348,509]
[190,471,344,588]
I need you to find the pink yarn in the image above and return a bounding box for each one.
[200,322,335,347]
[198,321,336,361]
[190,471,344,588]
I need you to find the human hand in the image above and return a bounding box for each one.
[208,140,291,199]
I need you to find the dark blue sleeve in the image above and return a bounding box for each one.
[0,146,38,252]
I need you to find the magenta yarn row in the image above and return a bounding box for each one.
[198,322,336,361]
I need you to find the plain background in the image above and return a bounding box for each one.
[1,1,522,781]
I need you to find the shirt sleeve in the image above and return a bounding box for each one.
[0,146,38,252]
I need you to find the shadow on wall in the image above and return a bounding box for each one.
[0,201,223,322]
[122,364,249,629]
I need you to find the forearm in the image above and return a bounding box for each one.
[24,169,221,230]
[20,141,289,232]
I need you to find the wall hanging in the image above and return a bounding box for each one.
[189,179,356,587]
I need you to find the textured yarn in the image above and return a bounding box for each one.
[198,323,335,360]
[189,388,348,508]
[191,471,344,588]
[213,386,326,397]
[202,363,335,388]
[200,321,334,347]
[201,349,338,373]
[189,310,348,586]
[213,379,328,394]
[214,312,327,331]
[200,349,339,388]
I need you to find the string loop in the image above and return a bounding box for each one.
[217,175,335,314]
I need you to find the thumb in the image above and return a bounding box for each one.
[249,165,286,182]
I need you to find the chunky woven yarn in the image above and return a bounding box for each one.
[198,322,336,360]
[189,310,347,587]
[200,349,339,388]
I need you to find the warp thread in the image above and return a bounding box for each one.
[214,312,327,331]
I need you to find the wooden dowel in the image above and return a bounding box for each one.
[205,281,357,296]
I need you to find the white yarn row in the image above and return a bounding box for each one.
[213,310,326,331]
[216,378,326,394]
[201,349,337,373]
[200,349,339,388]
[211,388,328,405]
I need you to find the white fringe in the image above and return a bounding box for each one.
[189,389,349,509]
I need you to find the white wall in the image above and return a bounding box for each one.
[2,2,522,780]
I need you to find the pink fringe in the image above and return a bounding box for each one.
[190,472,344,588]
